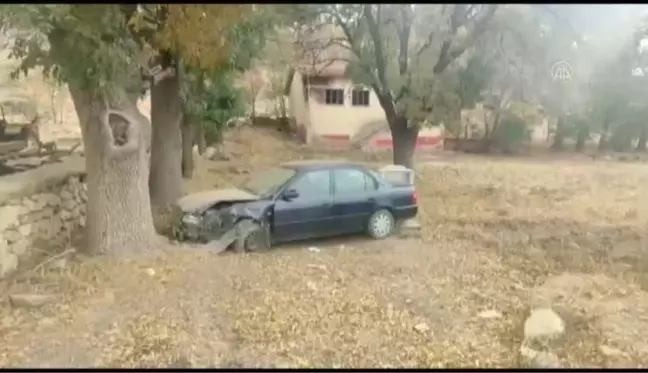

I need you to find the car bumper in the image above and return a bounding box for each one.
[393,205,418,220]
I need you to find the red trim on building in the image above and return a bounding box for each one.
[318,133,444,150]
[321,134,351,142]
[371,135,443,149]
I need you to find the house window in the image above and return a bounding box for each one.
[352,89,370,106]
[325,89,344,105]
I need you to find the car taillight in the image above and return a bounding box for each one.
[412,191,418,204]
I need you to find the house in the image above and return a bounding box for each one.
[283,26,442,151]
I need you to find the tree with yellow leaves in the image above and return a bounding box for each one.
[129,4,262,222]
[0,4,271,254]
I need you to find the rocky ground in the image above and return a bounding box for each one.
[2,126,648,368]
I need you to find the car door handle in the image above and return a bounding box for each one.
[367,198,376,203]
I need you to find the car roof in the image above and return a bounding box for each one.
[280,159,365,171]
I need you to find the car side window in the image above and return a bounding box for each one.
[334,168,377,195]
[289,170,331,199]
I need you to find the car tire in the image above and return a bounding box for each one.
[240,221,271,252]
[367,209,395,239]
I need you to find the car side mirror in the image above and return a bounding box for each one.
[282,189,299,201]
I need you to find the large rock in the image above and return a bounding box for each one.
[531,273,648,357]
[523,308,565,348]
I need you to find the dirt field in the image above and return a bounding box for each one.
[2,127,648,368]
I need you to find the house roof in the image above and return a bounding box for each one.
[283,61,350,95]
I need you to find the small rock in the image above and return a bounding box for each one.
[9,294,57,308]
[307,264,327,271]
[168,355,194,368]
[511,282,526,291]
[478,309,503,319]
[519,346,561,368]
[0,244,18,278]
[0,204,23,232]
[306,281,318,291]
[3,229,21,244]
[533,351,561,368]
[38,317,56,327]
[11,239,29,256]
[523,308,565,346]
[599,345,626,357]
[413,322,430,334]
[49,258,68,271]
[146,268,156,277]
[60,190,74,201]
[204,147,218,159]
[18,223,32,237]
[308,247,321,253]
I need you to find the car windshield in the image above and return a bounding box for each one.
[240,167,296,198]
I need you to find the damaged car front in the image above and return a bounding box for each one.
[172,188,260,243]
[171,167,297,251]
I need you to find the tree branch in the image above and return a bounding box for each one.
[397,5,412,76]
[433,4,498,75]
[324,8,380,87]
[363,4,391,98]
[393,5,414,104]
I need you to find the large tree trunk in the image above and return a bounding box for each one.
[575,123,589,152]
[637,124,647,152]
[598,120,610,151]
[251,96,257,125]
[194,123,207,155]
[551,116,566,151]
[181,115,194,179]
[278,96,287,118]
[610,123,633,152]
[69,88,160,255]
[149,74,184,222]
[390,117,419,169]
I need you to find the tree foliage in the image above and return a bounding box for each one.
[3,5,146,98]
[176,5,272,147]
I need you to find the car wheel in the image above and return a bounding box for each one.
[242,222,270,252]
[367,209,395,239]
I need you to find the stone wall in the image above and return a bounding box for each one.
[0,157,86,278]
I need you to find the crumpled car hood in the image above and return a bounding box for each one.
[176,188,260,213]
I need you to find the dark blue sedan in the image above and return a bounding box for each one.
[172,160,418,252]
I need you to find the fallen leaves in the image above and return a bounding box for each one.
[3,128,648,367]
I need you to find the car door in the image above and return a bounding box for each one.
[331,167,379,234]
[272,169,334,242]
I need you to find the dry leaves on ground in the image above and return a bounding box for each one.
[2,127,648,367]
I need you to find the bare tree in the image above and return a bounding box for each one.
[291,4,498,167]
